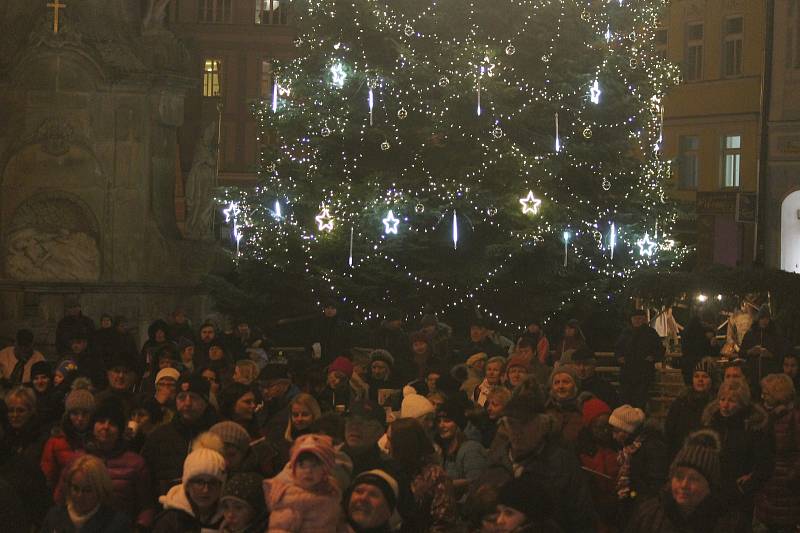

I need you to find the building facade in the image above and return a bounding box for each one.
[661,0,764,267]
[166,0,295,192]
[765,0,800,273]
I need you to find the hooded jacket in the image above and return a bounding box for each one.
[152,483,223,533]
[702,400,774,507]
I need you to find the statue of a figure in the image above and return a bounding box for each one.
[185,121,218,240]
[142,0,172,33]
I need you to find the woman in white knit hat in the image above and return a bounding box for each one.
[152,447,227,532]
[608,404,669,528]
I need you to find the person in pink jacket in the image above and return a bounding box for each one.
[264,433,347,532]
[40,388,95,491]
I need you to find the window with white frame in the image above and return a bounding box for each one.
[678,136,699,189]
[255,0,288,25]
[203,59,222,97]
[685,23,704,81]
[723,16,743,77]
[199,0,232,23]
[722,135,741,188]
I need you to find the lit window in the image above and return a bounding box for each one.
[723,17,743,77]
[722,135,741,188]
[203,59,221,97]
[685,23,703,81]
[678,136,699,189]
[199,0,232,24]
[255,0,288,25]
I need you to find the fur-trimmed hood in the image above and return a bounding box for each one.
[701,400,769,432]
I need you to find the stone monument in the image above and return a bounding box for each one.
[0,0,228,347]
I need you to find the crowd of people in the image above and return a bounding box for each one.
[0,298,798,532]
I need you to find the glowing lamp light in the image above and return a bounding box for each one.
[519,191,542,215]
[697,294,708,303]
[315,205,335,232]
[382,210,400,234]
[272,81,278,112]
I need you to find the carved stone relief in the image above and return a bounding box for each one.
[4,195,100,281]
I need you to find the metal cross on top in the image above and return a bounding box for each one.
[47,1,66,33]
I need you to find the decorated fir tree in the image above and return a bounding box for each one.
[221,0,686,327]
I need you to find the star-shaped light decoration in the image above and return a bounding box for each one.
[382,210,400,234]
[330,63,347,88]
[590,80,602,104]
[519,191,542,215]
[315,205,335,232]
[637,233,658,257]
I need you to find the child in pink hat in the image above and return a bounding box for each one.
[264,433,346,532]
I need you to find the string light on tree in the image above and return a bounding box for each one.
[382,210,400,234]
[315,205,335,232]
[590,80,602,104]
[452,211,459,250]
[229,0,686,325]
[223,202,243,257]
[637,233,658,257]
[609,222,617,260]
[330,63,347,88]
[519,191,542,215]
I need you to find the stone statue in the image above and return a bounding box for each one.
[142,0,172,33]
[185,121,218,239]
[6,227,100,281]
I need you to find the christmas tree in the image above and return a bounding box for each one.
[221,0,686,327]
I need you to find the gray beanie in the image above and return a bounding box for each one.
[209,421,251,452]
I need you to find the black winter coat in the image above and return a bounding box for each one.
[626,425,670,501]
[140,407,219,497]
[664,389,714,457]
[702,401,774,509]
[40,504,131,533]
[580,374,620,409]
[740,323,788,383]
[479,438,596,533]
[615,325,664,381]
[625,488,749,533]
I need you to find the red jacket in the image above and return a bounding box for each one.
[40,429,86,490]
[55,446,155,528]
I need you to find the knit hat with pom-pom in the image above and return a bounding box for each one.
[400,392,435,420]
[181,447,227,485]
[671,429,721,488]
[609,404,645,434]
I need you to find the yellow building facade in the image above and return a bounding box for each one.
[661,0,764,267]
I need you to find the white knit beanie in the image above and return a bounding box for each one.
[400,393,434,419]
[609,404,645,434]
[182,448,227,486]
